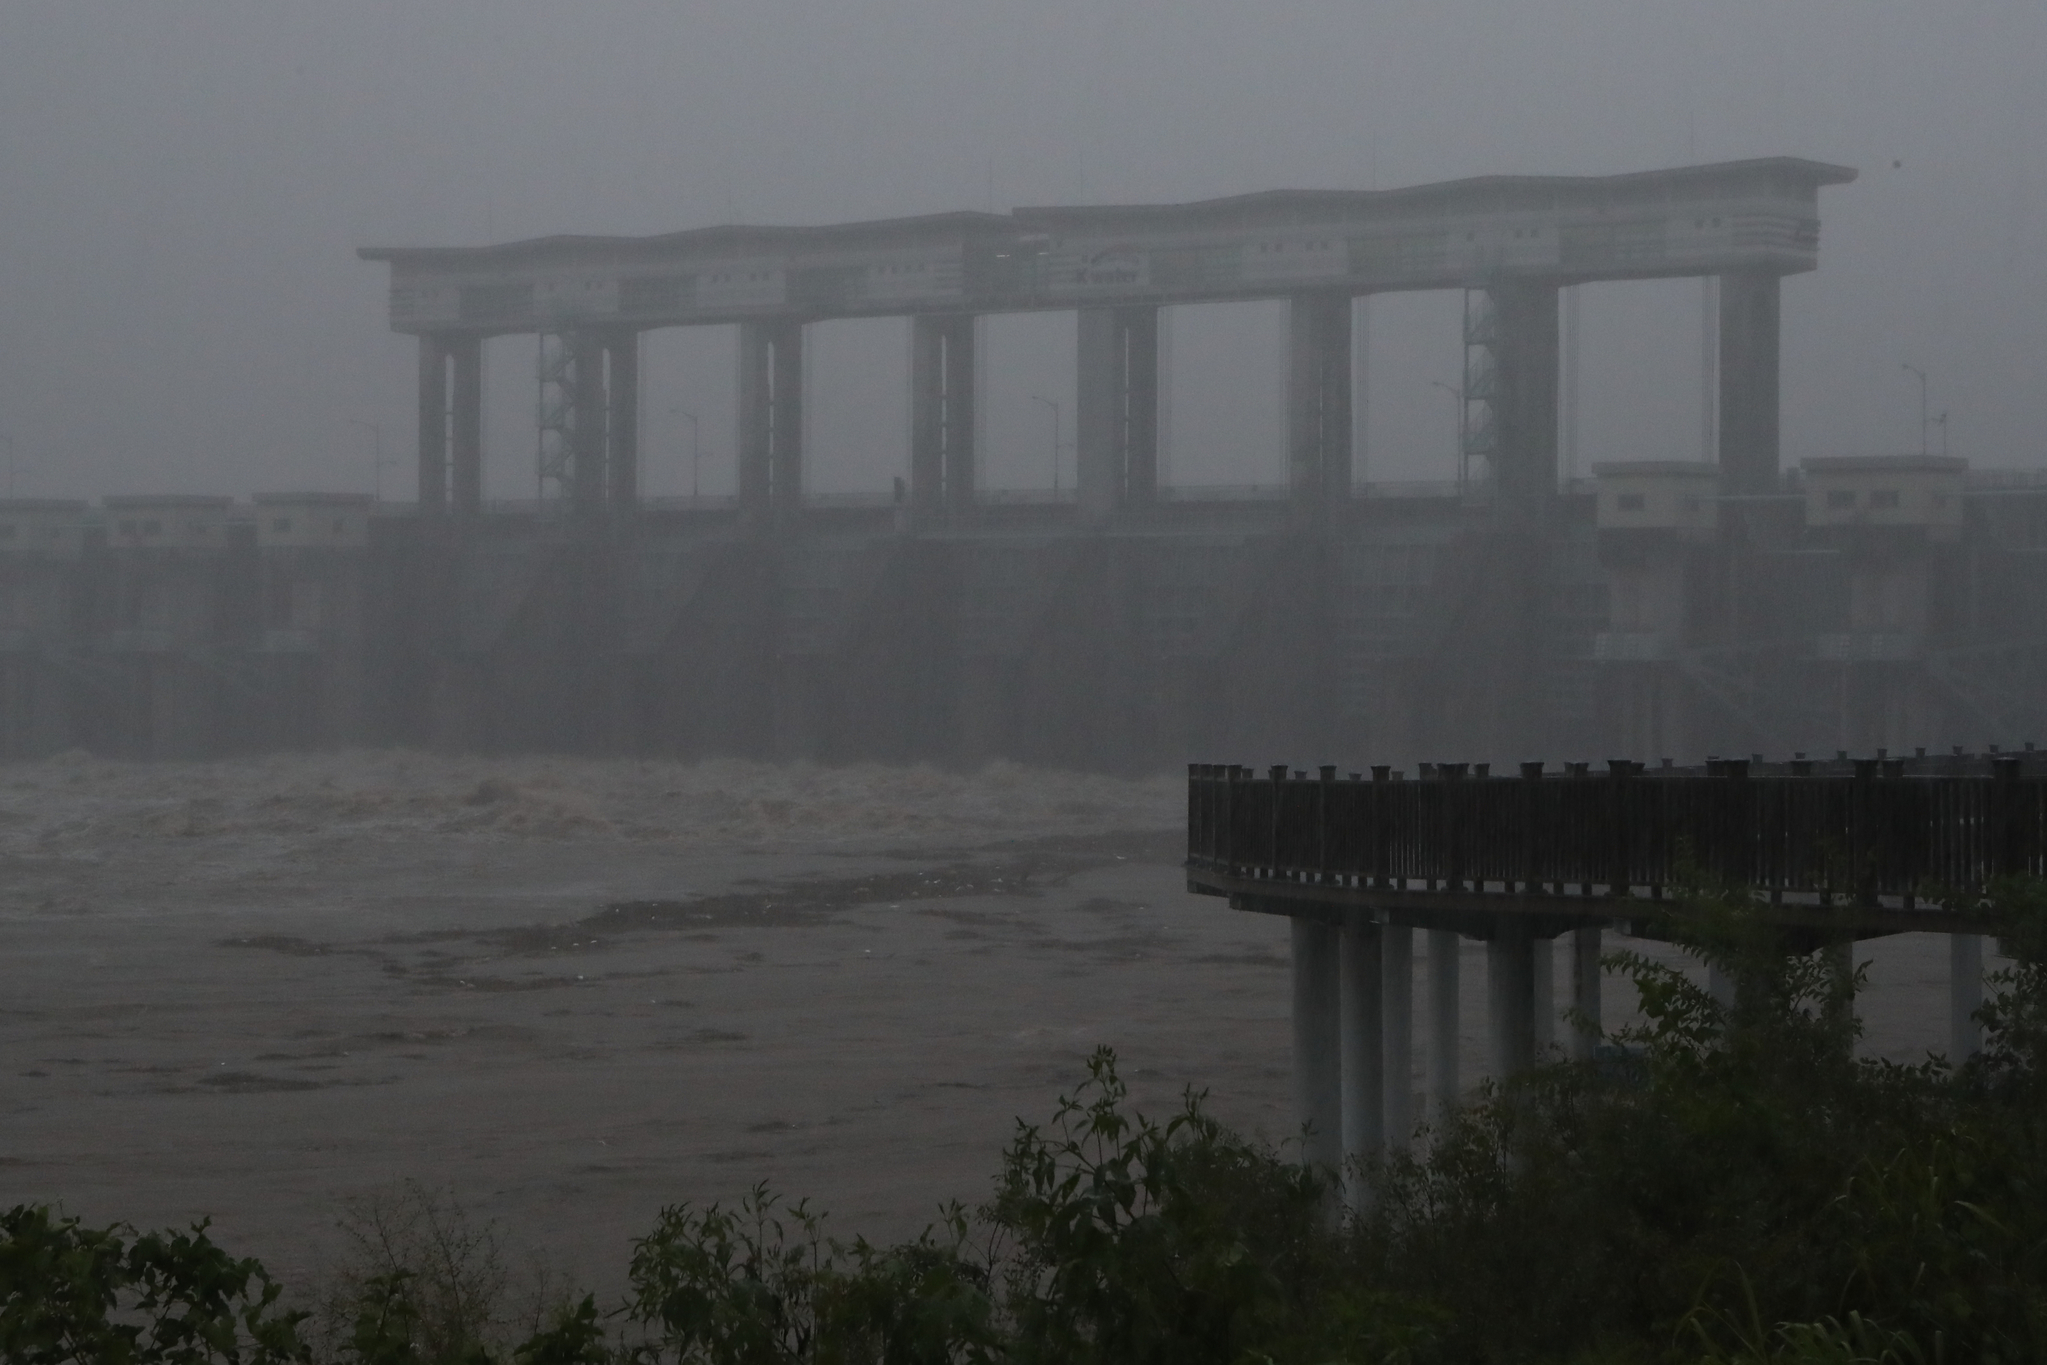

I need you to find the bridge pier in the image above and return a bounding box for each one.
[1570,926,1603,1061]
[1952,933,1984,1060]
[740,320,805,524]
[1292,917,1344,1174]
[1428,928,1461,1116]
[605,329,640,512]
[1488,922,1538,1079]
[417,335,451,513]
[1076,306,1159,520]
[1286,291,1352,523]
[1338,912,1383,1201]
[911,314,978,522]
[1487,282,1561,517]
[1718,270,1781,495]
[1383,923,1414,1145]
[450,337,483,517]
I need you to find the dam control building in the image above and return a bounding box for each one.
[6,158,2044,768]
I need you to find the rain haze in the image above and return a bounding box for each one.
[2,0,2045,1334]
[0,2,2042,497]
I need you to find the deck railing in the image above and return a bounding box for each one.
[1187,759,2047,906]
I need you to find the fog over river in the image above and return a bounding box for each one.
[0,752,1975,1296]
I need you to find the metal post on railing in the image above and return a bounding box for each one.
[1607,759,1635,898]
[1260,765,1277,879]
[1519,762,1544,895]
[1851,757,1879,907]
[1319,765,1337,885]
[1367,765,1391,888]
[1443,763,1467,893]
[1991,757,2023,885]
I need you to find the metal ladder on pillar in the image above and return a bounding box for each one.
[535,332,577,508]
[1460,290,1498,498]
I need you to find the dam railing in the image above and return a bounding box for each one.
[1186,758,2047,909]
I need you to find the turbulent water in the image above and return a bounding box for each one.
[0,750,1184,860]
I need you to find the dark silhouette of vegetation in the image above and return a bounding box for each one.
[7,879,2046,1362]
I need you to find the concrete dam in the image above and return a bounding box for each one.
[4,158,2042,770]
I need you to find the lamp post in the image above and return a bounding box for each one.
[671,407,701,500]
[1429,380,1465,493]
[1902,364,1929,459]
[344,419,388,500]
[1030,394,1062,496]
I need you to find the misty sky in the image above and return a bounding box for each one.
[0,2,2040,503]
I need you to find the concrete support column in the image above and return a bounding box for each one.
[570,330,608,515]
[770,321,804,521]
[739,320,804,523]
[1718,270,1782,496]
[1488,282,1560,518]
[910,315,978,520]
[1532,935,1555,1055]
[1383,924,1414,1146]
[1291,917,1343,1174]
[606,331,640,512]
[1076,306,1160,520]
[449,338,483,518]
[416,335,451,514]
[1951,933,1984,1061]
[1487,923,1536,1080]
[1570,926,1602,1061]
[1286,291,1352,522]
[1428,928,1461,1116]
[1338,912,1383,1196]
[1708,963,1736,1012]
[1823,937,1857,1046]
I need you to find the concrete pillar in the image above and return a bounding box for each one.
[1428,928,1461,1116]
[910,317,944,519]
[910,315,978,520]
[1286,291,1352,520]
[1718,270,1781,496]
[1823,937,1857,1044]
[417,335,450,513]
[738,323,773,518]
[449,338,483,518]
[1488,282,1560,517]
[1951,932,1984,1061]
[1338,912,1383,1196]
[1487,924,1536,1080]
[606,330,640,511]
[570,330,608,515]
[1532,935,1555,1055]
[739,321,803,522]
[1076,306,1160,520]
[1291,917,1343,1174]
[1708,962,1736,1012]
[1383,924,1414,1146]
[1570,926,1602,1061]
[770,320,804,520]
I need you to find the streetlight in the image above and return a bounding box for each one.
[343,419,389,500]
[1901,363,1929,458]
[670,407,701,499]
[1030,395,1062,496]
[1429,380,1465,492]
[1933,410,1950,460]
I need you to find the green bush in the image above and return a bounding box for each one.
[0,1205,310,1363]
